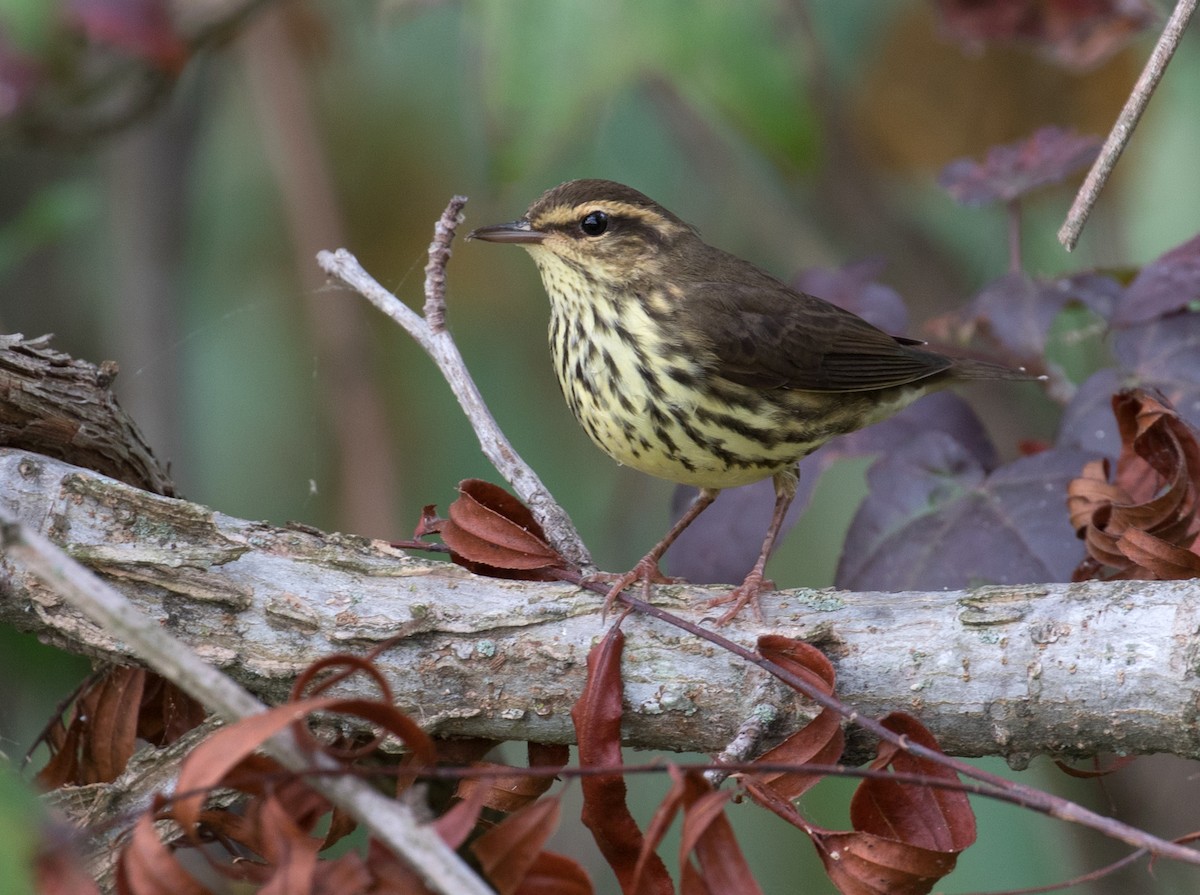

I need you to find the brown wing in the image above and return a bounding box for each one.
[681,281,952,393]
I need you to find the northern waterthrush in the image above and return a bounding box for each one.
[470,179,1035,621]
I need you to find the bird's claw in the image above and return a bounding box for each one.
[587,558,685,617]
[704,571,774,625]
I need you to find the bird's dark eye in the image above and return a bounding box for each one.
[580,210,609,237]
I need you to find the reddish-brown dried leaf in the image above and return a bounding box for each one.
[313,852,373,894]
[39,666,146,787]
[456,761,558,814]
[435,777,491,850]
[939,126,1100,205]
[633,768,762,894]
[473,795,563,895]
[171,696,435,836]
[797,713,975,895]
[137,676,207,747]
[35,716,86,790]
[257,774,333,839]
[115,810,208,895]
[255,793,322,895]
[751,713,975,895]
[754,636,844,800]
[810,828,960,895]
[571,627,673,895]
[363,838,438,894]
[515,851,593,895]
[414,504,442,538]
[1072,390,1200,580]
[438,479,567,579]
[1117,527,1200,578]
[321,806,358,850]
[1066,459,1128,531]
[852,714,976,853]
[674,769,763,895]
[88,666,145,782]
[632,771,687,891]
[528,741,570,770]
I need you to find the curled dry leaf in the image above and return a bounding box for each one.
[1069,389,1200,580]
[817,713,976,895]
[748,705,975,894]
[427,479,569,580]
[114,676,453,892]
[37,667,142,788]
[448,739,578,887]
[169,694,436,836]
[752,636,845,800]
[38,670,207,790]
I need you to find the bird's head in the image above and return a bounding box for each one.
[469,179,698,286]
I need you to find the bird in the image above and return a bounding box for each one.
[469,179,1035,623]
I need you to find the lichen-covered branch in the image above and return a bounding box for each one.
[4,447,1200,763]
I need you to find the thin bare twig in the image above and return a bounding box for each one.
[317,202,594,571]
[0,510,495,895]
[422,196,466,332]
[1058,0,1198,250]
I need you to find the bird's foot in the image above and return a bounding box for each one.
[588,559,686,617]
[703,571,774,625]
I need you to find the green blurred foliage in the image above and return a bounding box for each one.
[3,1,1199,891]
[471,0,819,181]
[0,0,56,50]
[0,764,39,895]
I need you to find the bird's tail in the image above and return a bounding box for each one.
[948,356,1044,382]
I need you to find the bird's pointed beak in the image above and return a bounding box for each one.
[467,220,547,245]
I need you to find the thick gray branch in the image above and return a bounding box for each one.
[4,448,1199,763]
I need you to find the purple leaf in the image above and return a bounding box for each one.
[837,438,1092,591]
[792,259,909,335]
[1057,310,1200,459]
[1057,368,1125,458]
[963,271,1122,359]
[1112,312,1200,429]
[1113,234,1200,325]
[938,127,1100,206]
